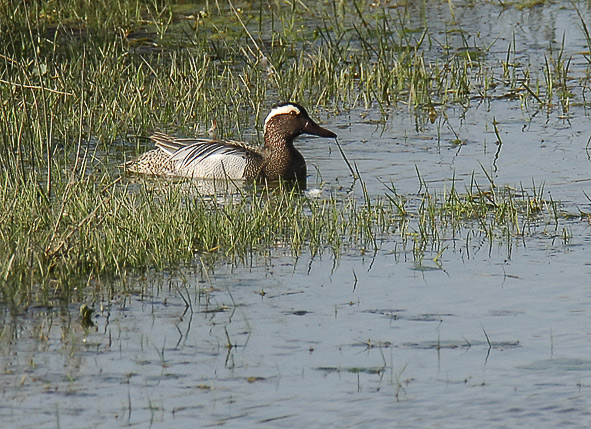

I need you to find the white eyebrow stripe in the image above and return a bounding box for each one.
[264,104,301,127]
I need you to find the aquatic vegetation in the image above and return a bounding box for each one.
[0,0,587,308]
[0,165,564,307]
[0,173,382,305]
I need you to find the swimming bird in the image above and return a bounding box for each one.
[125,102,337,183]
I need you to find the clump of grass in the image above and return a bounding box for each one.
[385,171,562,263]
[0,172,396,307]
[0,164,563,308]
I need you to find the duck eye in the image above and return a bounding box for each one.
[290,110,297,116]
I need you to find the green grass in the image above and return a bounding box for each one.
[0,0,582,308]
[0,166,562,307]
[0,174,389,306]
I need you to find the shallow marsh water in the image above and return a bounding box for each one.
[3,1,591,428]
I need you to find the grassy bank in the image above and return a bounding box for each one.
[0,0,580,308]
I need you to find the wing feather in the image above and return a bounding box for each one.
[148,132,262,179]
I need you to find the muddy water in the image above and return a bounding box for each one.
[3,2,591,428]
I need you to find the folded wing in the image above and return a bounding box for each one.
[150,132,262,180]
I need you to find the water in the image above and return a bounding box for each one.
[3,242,591,427]
[3,1,591,428]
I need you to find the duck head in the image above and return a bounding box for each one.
[264,102,337,146]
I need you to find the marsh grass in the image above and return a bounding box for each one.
[384,171,562,263]
[0,173,390,306]
[0,0,583,307]
[0,163,561,307]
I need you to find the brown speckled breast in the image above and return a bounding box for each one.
[261,147,306,181]
[242,152,266,180]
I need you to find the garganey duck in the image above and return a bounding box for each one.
[125,102,337,183]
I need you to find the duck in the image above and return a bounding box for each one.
[124,102,337,183]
